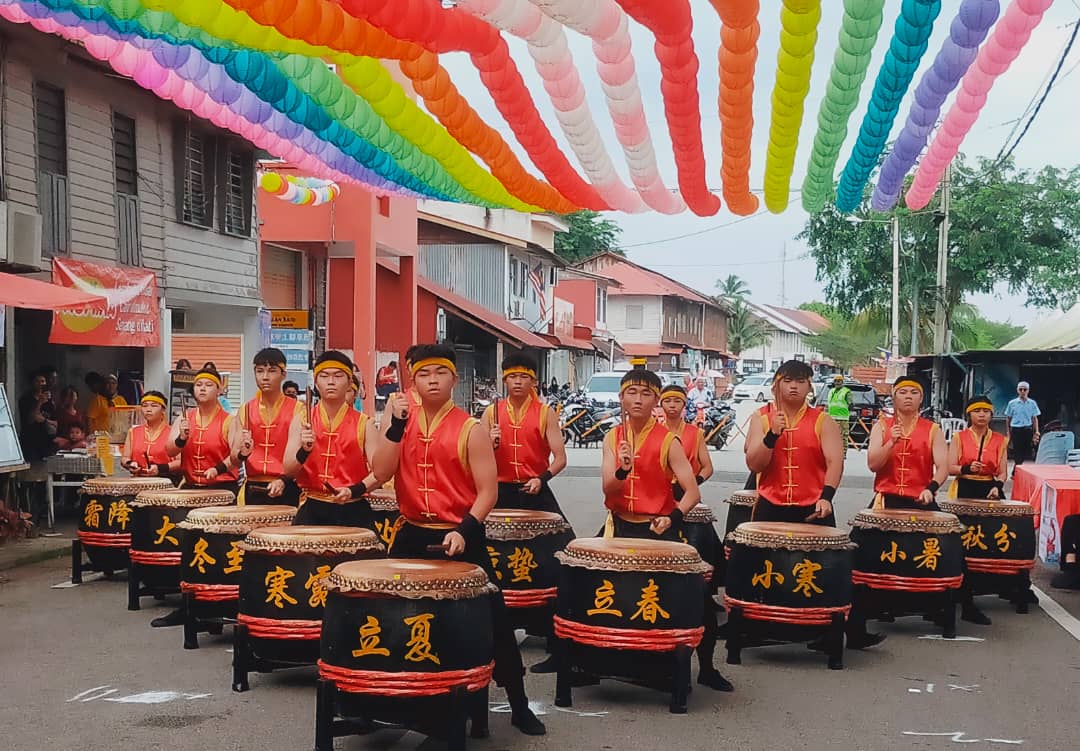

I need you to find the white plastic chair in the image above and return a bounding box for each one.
[939,418,967,444]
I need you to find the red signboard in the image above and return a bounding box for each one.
[49,259,160,347]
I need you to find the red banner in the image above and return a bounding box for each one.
[49,259,160,347]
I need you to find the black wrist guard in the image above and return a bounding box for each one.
[386,415,407,443]
[539,470,554,484]
[175,437,187,448]
[926,481,941,494]
[615,467,630,481]
[349,481,368,499]
[961,463,974,475]
[455,513,482,541]
[155,463,170,477]
[994,480,1005,492]
[820,485,837,502]
[214,462,228,475]
[695,474,705,486]
[763,430,780,449]
[673,483,686,501]
[669,508,685,525]
[296,447,312,464]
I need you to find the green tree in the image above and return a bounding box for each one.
[797,300,843,322]
[554,211,623,263]
[810,316,882,370]
[727,299,771,357]
[799,157,1080,346]
[715,274,750,301]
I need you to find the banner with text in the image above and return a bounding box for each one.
[49,259,160,347]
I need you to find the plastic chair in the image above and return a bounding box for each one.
[939,418,967,445]
[1035,431,1076,465]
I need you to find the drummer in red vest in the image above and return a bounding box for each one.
[166,363,239,495]
[744,360,844,526]
[233,348,304,506]
[658,383,713,499]
[867,376,948,511]
[379,344,546,738]
[283,351,392,527]
[949,395,1008,500]
[483,353,567,515]
[121,391,179,481]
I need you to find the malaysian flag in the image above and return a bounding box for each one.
[529,263,549,320]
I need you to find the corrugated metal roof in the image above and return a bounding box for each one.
[576,253,714,304]
[1002,304,1080,350]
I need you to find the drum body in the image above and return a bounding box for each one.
[319,559,495,733]
[366,488,401,551]
[724,491,757,537]
[938,499,1036,595]
[485,509,574,620]
[849,509,966,593]
[680,504,722,586]
[77,477,172,572]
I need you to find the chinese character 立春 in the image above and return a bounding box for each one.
[508,547,538,584]
[154,515,179,546]
[586,580,623,617]
[107,501,131,530]
[351,615,391,658]
[264,565,298,608]
[880,541,907,564]
[752,560,785,589]
[961,524,988,551]
[994,523,1017,553]
[83,499,104,529]
[304,564,333,608]
[487,546,503,581]
[792,559,824,598]
[403,613,441,665]
[223,542,244,574]
[630,578,671,624]
[914,537,942,571]
[188,537,217,574]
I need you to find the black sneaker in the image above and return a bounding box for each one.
[846,632,886,650]
[150,608,185,628]
[697,669,734,692]
[529,655,558,674]
[961,605,992,626]
[510,707,546,736]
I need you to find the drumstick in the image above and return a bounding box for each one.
[305,386,314,427]
[426,543,450,553]
[977,431,987,462]
[492,394,501,449]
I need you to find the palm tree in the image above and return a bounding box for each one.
[715,274,751,302]
[727,299,771,357]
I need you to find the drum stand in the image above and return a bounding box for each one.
[850,585,959,639]
[126,563,179,611]
[724,605,847,670]
[70,539,125,584]
[181,593,229,650]
[232,623,320,693]
[967,572,1034,614]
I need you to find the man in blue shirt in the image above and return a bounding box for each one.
[1005,381,1040,471]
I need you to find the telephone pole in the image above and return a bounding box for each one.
[931,164,952,411]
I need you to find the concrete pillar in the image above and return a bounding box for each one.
[353,227,377,414]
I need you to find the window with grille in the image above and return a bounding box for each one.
[113,113,137,195]
[36,83,69,257]
[175,121,215,228]
[222,143,253,236]
[114,113,142,266]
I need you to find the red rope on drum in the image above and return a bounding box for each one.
[552,615,704,651]
[237,613,322,640]
[129,549,182,565]
[180,582,239,602]
[317,660,494,696]
[502,587,558,608]
[77,531,131,548]
[722,596,850,626]
[965,558,1035,574]
[852,571,964,592]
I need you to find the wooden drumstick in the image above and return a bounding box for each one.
[426,543,450,553]
[492,394,501,449]
[305,386,314,427]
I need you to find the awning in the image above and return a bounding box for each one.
[415,275,553,350]
[0,271,107,310]
[623,344,683,357]
[541,333,596,351]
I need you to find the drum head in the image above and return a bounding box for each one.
[242,525,383,555]
[850,508,965,534]
[326,559,496,600]
[366,488,397,511]
[178,504,296,533]
[726,491,758,507]
[557,537,710,574]
[731,521,853,550]
[81,477,172,496]
[938,499,1035,517]
[133,488,235,508]
[485,509,571,540]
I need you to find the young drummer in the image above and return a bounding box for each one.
[283,351,392,526]
[949,395,1008,500]
[378,344,546,737]
[483,353,568,514]
[233,348,304,506]
[744,360,843,526]
[121,391,179,481]
[165,363,239,495]
[658,383,713,500]
[867,377,948,510]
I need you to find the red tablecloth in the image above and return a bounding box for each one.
[1011,464,1080,529]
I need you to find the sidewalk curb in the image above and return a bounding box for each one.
[0,540,71,572]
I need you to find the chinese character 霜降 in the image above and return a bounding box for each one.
[630,578,671,624]
[351,615,391,658]
[487,546,503,581]
[264,565,298,609]
[154,515,179,546]
[304,564,332,608]
[914,537,942,571]
[752,559,785,589]
[188,537,217,574]
[107,501,131,531]
[403,613,441,665]
[994,523,1017,553]
[792,559,823,598]
[83,499,104,529]
[961,524,988,551]
[508,546,538,584]
[586,580,623,617]
[223,541,244,574]
[880,541,907,564]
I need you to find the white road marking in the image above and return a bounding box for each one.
[104,691,211,704]
[52,573,105,588]
[67,686,111,702]
[918,635,985,642]
[1031,585,1080,642]
[902,732,1024,744]
[80,688,118,702]
[949,684,980,692]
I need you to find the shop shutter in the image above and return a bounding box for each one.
[171,335,243,406]
[261,246,300,309]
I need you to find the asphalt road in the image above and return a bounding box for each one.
[2,439,1079,751]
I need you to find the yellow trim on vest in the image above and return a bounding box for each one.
[458,417,479,471]
[660,431,676,475]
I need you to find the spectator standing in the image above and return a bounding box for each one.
[1005,381,1040,470]
[19,370,56,462]
[826,374,853,456]
[85,373,129,434]
[686,377,712,405]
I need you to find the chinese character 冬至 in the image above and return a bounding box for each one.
[994,523,1017,553]
[223,541,244,574]
[880,541,907,564]
[188,537,217,574]
[914,537,942,571]
[507,546,538,584]
[154,515,179,546]
[264,565,298,608]
[792,559,823,598]
[630,578,671,624]
[752,559,785,589]
[83,499,104,529]
[586,579,623,617]
[403,613,441,665]
[351,615,391,658]
[304,564,332,608]
[107,501,131,531]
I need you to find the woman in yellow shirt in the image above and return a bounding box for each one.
[85,373,128,433]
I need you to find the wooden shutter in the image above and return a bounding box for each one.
[261,246,300,309]
[171,335,243,405]
[114,114,141,266]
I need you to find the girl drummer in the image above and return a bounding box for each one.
[165,363,240,495]
[122,391,179,481]
[948,395,1008,500]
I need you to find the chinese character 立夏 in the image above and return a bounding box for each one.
[403,613,441,665]
[914,537,942,571]
[792,559,823,598]
[83,499,104,529]
[188,537,217,574]
[487,546,503,581]
[351,615,391,658]
[264,565,298,608]
[752,560,785,589]
[630,578,671,624]
[375,516,404,549]
[962,524,988,551]
[508,547,538,584]
[880,541,907,564]
[107,500,131,530]
[586,580,623,617]
[223,542,244,574]
[305,564,333,608]
[154,516,179,546]
[994,523,1017,553]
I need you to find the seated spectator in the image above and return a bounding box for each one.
[283,380,300,399]
[55,423,88,451]
[56,386,83,438]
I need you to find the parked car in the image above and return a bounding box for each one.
[814,380,882,448]
[585,371,624,408]
[732,373,773,402]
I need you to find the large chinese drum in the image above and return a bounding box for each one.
[128,488,235,609]
[849,509,966,593]
[316,560,496,747]
[366,488,401,551]
[723,490,757,537]
[484,509,574,611]
[76,477,172,575]
[553,538,709,713]
[938,499,1036,605]
[680,504,722,586]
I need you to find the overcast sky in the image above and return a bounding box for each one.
[438,0,1080,327]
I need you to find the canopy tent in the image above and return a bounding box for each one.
[0,271,107,310]
[1001,304,1080,351]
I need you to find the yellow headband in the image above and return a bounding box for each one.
[893,379,923,394]
[140,394,166,407]
[659,388,686,402]
[966,401,993,414]
[410,357,457,376]
[621,381,661,397]
[502,366,536,379]
[313,360,352,378]
[193,371,222,388]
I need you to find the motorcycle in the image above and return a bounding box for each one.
[561,397,620,446]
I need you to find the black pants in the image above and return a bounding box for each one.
[292,498,375,527]
[244,479,301,507]
[955,478,996,499]
[1061,515,1080,572]
[389,521,528,706]
[873,493,941,512]
[752,496,836,527]
[1011,426,1035,467]
[496,482,566,519]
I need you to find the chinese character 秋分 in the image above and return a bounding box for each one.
[351,615,390,658]
[507,546,538,584]
[880,541,907,564]
[487,546,503,581]
[154,516,179,546]
[914,537,942,571]
[994,523,1017,553]
[792,559,823,598]
[264,565,298,608]
[107,501,131,531]
[586,579,622,617]
[403,613,441,665]
[223,542,244,574]
[752,559,785,589]
[961,524,988,551]
[304,564,332,608]
[188,537,217,574]
[630,578,671,624]
[83,499,104,529]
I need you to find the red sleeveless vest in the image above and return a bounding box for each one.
[181,406,238,485]
[296,402,371,492]
[604,419,677,516]
[396,402,479,525]
[756,404,827,507]
[956,428,1007,480]
[668,421,702,475]
[128,422,171,469]
[874,416,938,497]
[491,396,550,483]
[241,394,299,480]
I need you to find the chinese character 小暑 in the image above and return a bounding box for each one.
[880,541,907,564]
[914,537,942,571]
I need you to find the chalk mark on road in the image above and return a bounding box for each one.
[68,686,211,705]
[902,731,1023,744]
[52,573,104,588]
[918,635,985,642]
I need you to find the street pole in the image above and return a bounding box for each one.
[891,214,900,363]
[931,164,952,411]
